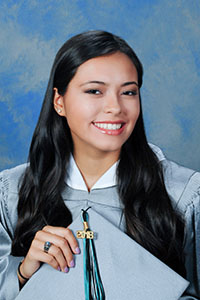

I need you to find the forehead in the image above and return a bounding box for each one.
[71,52,138,84]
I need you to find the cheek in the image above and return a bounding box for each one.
[64,101,99,126]
[135,105,140,120]
[127,101,140,123]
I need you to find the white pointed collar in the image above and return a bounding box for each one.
[65,155,118,192]
[64,144,165,192]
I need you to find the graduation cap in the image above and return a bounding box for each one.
[16,207,188,300]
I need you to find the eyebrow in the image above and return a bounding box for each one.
[80,80,138,87]
[122,81,138,87]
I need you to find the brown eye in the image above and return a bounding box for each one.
[122,90,138,96]
[85,89,101,95]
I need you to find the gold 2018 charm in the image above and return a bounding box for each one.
[77,221,94,239]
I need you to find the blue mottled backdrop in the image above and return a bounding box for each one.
[0,0,199,171]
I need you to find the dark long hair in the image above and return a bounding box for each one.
[12,30,185,276]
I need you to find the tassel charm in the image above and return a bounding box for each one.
[77,208,105,300]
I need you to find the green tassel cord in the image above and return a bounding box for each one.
[77,208,105,300]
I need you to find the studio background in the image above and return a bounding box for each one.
[0,0,199,172]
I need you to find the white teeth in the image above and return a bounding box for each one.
[94,123,122,130]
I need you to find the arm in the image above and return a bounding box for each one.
[0,173,23,300]
[180,175,200,299]
[0,168,80,299]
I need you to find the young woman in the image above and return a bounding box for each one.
[0,31,199,300]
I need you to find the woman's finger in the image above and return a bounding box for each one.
[42,225,80,254]
[26,239,69,273]
[38,240,69,272]
[24,247,60,275]
[21,225,81,279]
[35,229,77,267]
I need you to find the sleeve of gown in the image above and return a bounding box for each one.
[0,171,23,300]
[180,180,200,299]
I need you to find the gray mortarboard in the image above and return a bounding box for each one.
[16,208,188,300]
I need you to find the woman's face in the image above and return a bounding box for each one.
[54,52,140,157]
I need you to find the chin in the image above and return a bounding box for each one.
[94,143,123,153]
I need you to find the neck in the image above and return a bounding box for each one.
[73,149,120,191]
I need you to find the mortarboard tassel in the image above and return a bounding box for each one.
[77,207,105,300]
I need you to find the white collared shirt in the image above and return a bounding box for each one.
[65,143,166,192]
[65,155,118,191]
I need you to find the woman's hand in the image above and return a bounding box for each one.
[17,225,80,285]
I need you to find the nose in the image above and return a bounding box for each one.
[103,93,122,115]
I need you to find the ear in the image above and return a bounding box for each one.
[53,88,66,116]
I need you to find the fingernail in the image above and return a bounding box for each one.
[64,267,69,273]
[57,266,61,271]
[70,259,75,268]
[75,247,81,254]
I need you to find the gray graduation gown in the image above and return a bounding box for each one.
[0,150,200,299]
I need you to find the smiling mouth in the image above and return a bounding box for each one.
[93,122,124,130]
